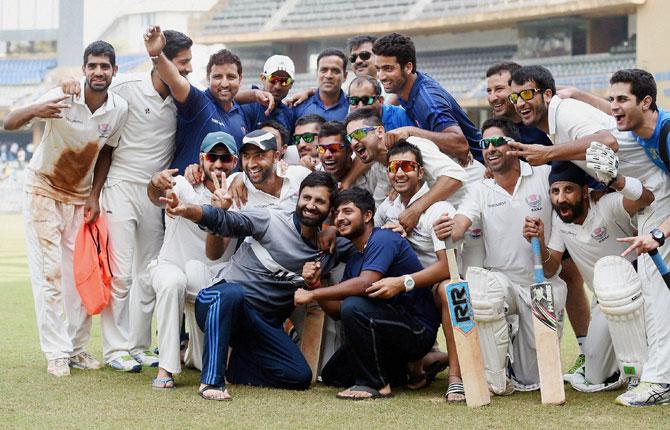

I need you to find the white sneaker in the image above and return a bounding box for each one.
[615,382,670,407]
[132,351,159,368]
[70,352,102,370]
[570,370,626,393]
[107,355,141,373]
[47,358,71,377]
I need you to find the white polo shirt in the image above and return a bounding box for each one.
[547,193,636,290]
[548,95,670,228]
[106,72,177,184]
[374,182,454,268]
[227,164,311,211]
[25,78,128,204]
[456,161,560,290]
[157,175,231,269]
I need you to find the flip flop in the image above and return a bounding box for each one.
[151,376,175,389]
[336,385,394,401]
[199,384,232,401]
[445,381,466,403]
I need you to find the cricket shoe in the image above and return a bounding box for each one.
[47,358,71,377]
[132,350,160,367]
[70,351,102,370]
[563,353,585,384]
[615,382,670,407]
[107,355,142,372]
[570,369,625,393]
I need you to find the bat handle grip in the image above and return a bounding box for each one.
[530,237,544,284]
[649,249,670,289]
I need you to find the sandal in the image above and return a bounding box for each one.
[151,376,175,389]
[199,384,232,401]
[445,381,466,403]
[336,385,394,400]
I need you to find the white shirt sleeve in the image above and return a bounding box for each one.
[427,201,455,253]
[454,183,480,227]
[556,99,611,141]
[547,212,566,253]
[601,192,631,223]
[105,97,128,148]
[374,198,392,227]
[407,136,466,184]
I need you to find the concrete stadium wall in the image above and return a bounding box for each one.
[636,0,670,108]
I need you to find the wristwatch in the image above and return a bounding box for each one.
[403,275,415,292]
[651,228,665,247]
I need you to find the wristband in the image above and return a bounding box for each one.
[619,176,643,201]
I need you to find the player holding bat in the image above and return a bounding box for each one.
[433,117,567,394]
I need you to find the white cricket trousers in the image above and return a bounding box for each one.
[23,193,90,361]
[102,180,164,362]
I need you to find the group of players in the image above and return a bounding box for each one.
[6,25,670,407]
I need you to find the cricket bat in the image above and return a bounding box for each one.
[648,249,670,290]
[530,237,566,405]
[445,247,491,407]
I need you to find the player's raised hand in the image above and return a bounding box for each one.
[366,277,405,299]
[284,88,312,107]
[586,141,618,184]
[506,140,551,166]
[33,95,71,119]
[184,163,204,185]
[150,168,178,191]
[522,216,544,242]
[59,77,81,97]
[253,90,275,116]
[383,127,410,149]
[160,189,180,217]
[210,171,233,209]
[294,288,315,305]
[143,25,166,57]
[381,222,407,237]
[618,234,659,257]
[299,155,319,171]
[433,212,454,240]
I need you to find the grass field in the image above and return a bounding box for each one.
[0,213,667,429]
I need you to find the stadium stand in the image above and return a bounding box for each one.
[0,59,57,86]
[419,0,574,18]
[280,0,415,29]
[202,0,286,34]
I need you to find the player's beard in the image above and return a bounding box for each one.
[296,203,329,227]
[554,198,585,224]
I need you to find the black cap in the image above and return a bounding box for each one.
[549,161,587,187]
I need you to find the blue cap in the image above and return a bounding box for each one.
[200,131,238,156]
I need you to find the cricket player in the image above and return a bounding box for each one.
[508,65,670,406]
[523,161,653,393]
[434,117,567,392]
[4,41,128,376]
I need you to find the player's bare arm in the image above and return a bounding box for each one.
[147,168,178,206]
[143,25,190,103]
[3,94,71,130]
[84,145,114,224]
[522,217,561,277]
[367,250,450,299]
[386,125,470,165]
[398,175,462,233]
[507,130,618,166]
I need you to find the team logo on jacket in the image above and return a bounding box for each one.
[525,194,543,211]
[98,123,110,137]
[591,226,609,243]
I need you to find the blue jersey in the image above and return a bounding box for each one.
[293,89,349,123]
[381,104,414,131]
[245,101,295,133]
[517,122,553,146]
[343,228,440,329]
[636,109,670,176]
[399,72,483,162]
[171,85,253,174]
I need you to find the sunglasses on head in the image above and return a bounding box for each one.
[388,160,418,174]
[349,51,372,63]
[205,152,234,163]
[293,132,317,145]
[508,88,543,104]
[348,95,378,106]
[317,143,347,155]
[264,74,294,87]
[346,126,378,143]
[478,136,514,149]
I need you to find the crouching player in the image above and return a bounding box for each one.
[523,161,653,396]
[145,131,238,388]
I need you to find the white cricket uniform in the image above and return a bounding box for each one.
[104,72,179,363]
[548,96,670,383]
[375,182,454,268]
[145,176,228,374]
[456,161,567,386]
[23,81,127,361]
[548,193,637,383]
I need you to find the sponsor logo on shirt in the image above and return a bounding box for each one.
[241,126,247,134]
[145,108,151,115]
[211,118,226,128]
[468,228,482,239]
[487,201,506,208]
[591,226,610,243]
[98,123,111,137]
[525,194,543,212]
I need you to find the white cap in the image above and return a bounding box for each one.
[263,55,295,79]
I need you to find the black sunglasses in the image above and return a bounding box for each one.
[349,51,372,63]
[293,132,317,145]
[205,152,234,163]
[348,96,378,106]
